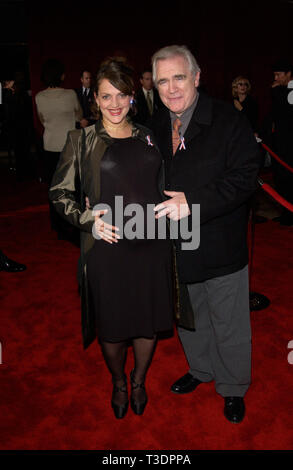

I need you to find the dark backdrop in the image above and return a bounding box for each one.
[26,1,292,134]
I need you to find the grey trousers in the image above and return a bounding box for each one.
[178,265,251,397]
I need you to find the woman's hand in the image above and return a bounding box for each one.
[233,99,243,111]
[93,209,120,244]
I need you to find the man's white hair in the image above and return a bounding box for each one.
[151,45,201,85]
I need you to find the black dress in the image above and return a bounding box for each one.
[87,136,174,342]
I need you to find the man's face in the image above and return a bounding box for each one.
[81,71,92,88]
[155,55,200,116]
[274,71,291,86]
[140,72,153,91]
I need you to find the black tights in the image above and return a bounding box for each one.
[101,336,157,405]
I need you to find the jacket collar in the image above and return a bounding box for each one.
[94,117,157,148]
[183,91,213,143]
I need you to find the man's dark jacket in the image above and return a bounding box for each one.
[75,87,96,124]
[150,92,261,283]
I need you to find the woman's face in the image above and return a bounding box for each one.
[96,79,132,124]
[236,80,249,95]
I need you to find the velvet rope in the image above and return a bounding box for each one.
[258,178,293,212]
[261,142,293,174]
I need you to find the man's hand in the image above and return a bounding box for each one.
[154,191,191,221]
[272,81,280,88]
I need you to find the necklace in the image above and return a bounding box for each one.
[102,119,130,132]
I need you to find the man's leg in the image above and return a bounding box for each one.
[205,265,251,397]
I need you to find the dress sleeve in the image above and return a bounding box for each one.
[49,130,95,233]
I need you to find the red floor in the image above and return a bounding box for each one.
[0,175,293,450]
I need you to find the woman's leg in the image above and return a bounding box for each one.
[131,336,157,403]
[101,340,128,406]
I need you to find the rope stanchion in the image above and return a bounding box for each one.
[258,178,293,212]
[261,142,293,174]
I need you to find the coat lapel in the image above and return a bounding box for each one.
[183,92,213,144]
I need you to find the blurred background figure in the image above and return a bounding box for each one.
[133,69,163,125]
[232,76,258,134]
[1,77,16,171]
[35,58,83,240]
[1,74,34,181]
[75,69,96,128]
[272,61,292,88]
[270,61,293,226]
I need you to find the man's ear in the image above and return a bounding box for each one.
[194,71,200,88]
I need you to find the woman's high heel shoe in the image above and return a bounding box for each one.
[130,369,148,415]
[111,376,129,419]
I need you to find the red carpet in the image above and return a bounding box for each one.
[0,177,293,450]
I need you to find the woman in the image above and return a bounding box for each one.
[35,59,83,237]
[49,58,174,419]
[232,76,258,133]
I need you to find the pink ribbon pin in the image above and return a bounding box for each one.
[179,137,186,150]
[146,135,154,146]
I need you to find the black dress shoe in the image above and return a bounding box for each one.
[130,369,148,415]
[0,251,26,272]
[224,397,245,423]
[249,292,270,311]
[111,377,129,419]
[171,373,202,394]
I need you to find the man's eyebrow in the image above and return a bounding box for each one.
[157,74,186,83]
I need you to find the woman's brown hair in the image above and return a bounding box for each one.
[92,57,134,119]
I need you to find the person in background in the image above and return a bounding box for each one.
[270,61,293,226]
[75,69,96,128]
[232,76,258,134]
[1,74,33,181]
[35,59,83,239]
[133,69,163,125]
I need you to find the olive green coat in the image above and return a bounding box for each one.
[49,120,194,349]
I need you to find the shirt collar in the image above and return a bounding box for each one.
[143,87,153,96]
[169,92,199,134]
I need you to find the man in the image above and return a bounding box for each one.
[272,61,292,88]
[75,69,96,128]
[150,45,261,423]
[270,61,293,226]
[133,69,163,125]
